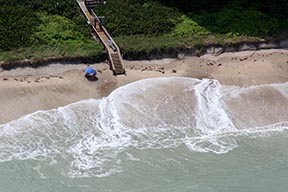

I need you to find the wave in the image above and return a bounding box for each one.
[0,77,287,177]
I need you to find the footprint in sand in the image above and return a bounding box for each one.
[129,65,135,70]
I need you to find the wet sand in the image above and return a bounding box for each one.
[0,49,288,124]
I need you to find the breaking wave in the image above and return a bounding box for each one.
[0,77,287,177]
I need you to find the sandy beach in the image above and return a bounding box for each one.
[0,49,288,124]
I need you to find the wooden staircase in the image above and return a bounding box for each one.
[76,0,125,76]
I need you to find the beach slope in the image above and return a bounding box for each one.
[0,49,287,124]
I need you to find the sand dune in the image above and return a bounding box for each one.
[0,49,288,124]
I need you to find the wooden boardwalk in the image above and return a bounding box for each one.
[76,0,125,76]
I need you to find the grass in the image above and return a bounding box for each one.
[0,42,104,63]
[115,34,262,53]
[0,33,265,64]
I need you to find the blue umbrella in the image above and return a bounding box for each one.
[84,67,97,75]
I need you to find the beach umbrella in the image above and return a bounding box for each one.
[84,67,97,75]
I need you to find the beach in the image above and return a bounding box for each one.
[1,49,288,192]
[0,49,288,124]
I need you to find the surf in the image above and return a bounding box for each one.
[0,77,287,177]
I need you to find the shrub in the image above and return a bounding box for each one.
[282,19,288,30]
[172,15,211,36]
[0,6,40,51]
[0,0,79,19]
[96,0,179,36]
[32,12,89,46]
[193,8,280,36]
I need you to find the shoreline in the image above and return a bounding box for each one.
[0,49,288,124]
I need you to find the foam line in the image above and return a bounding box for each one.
[0,77,287,177]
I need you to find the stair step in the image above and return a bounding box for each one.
[77,0,125,76]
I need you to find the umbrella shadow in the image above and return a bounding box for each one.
[85,74,98,82]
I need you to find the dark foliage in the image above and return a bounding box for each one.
[158,0,230,13]
[256,0,288,21]
[191,8,280,36]
[0,6,40,51]
[96,0,179,36]
[0,0,287,56]
[1,0,79,19]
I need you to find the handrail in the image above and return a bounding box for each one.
[90,9,123,64]
[90,25,116,71]
[76,0,125,75]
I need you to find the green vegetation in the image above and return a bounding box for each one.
[0,0,287,63]
[97,0,178,35]
[0,44,103,63]
[171,15,212,36]
[0,0,103,62]
[33,12,90,47]
[190,8,280,36]
[0,6,40,51]
[115,34,261,53]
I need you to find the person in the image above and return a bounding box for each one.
[108,40,117,52]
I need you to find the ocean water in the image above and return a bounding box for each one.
[0,77,288,192]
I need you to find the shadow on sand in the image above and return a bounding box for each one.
[85,74,98,82]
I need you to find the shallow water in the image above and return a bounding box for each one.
[0,77,288,192]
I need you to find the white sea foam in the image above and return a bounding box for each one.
[194,79,236,135]
[0,77,287,177]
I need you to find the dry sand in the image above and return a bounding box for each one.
[0,49,288,124]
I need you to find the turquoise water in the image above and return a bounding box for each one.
[0,77,288,192]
